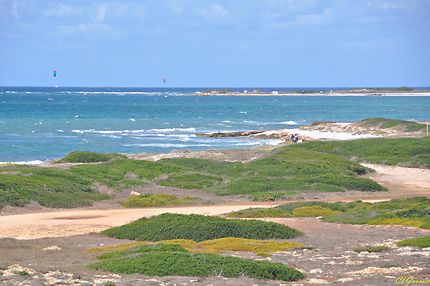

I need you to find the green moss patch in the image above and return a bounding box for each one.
[290,136,430,168]
[58,151,126,163]
[159,173,222,189]
[353,245,389,253]
[103,213,303,241]
[397,235,430,248]
[358,118,426,133]
[228,198,430,230]
[120,194,199,208]
[90,243,304,281]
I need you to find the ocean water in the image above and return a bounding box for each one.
[1,87,429,162]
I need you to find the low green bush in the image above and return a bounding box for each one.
[290,136,430,168]
[120,194,199,208]
[58,151,126,163]
[0,165,109,208]
[227,198,430,230]
[353,245,389,253]
[90,244,304,281]
[396,235,430,248]
[159,173,222,189]
[103,213,303,241]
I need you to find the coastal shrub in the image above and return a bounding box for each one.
[90,244,304,281]
[358,118,426,132]
[159,173,223,189]
[250,191,298,202]
[58,151,126,163]
[103,213,303,241]
[291,206,339,217]
[68,159,183,189]
[290,136,430,168]
[0,144,386,208]
[227,198,430,230]
[397,235,430,248]
[353,245,389,253]
[0,165,108,208]
[91,237,304,255]
[120,194,199,208]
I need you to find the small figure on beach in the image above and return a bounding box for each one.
[290,134,300,143]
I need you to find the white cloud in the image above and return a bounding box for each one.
[198,4,229,19]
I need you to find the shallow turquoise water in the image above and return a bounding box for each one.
[1,87,429,162]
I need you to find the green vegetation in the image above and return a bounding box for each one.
[290,136,430,168]
[358,118,426,132]
[90,243,304,281]
[0,165,108,208]
[228,198,430,230]
[58,151,126,163]
[103,213,303,241]
[397,235,430,248]
[353,245,389,253]
[91,237,304,256]
[1,145,385,208]
[120,194,199,208]
[159,173,223,189]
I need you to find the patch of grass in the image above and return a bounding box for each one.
[0,143,387,208]
[159,173,223,189]
[291,206,339,217]
[228,208,292,218]
[16,271,30,276]
[358,118,426,133]
[91,237,304,256]
[0,165,109,208]
[68,159,183,189]
[120,194,199,208]
[227,198,430,230]
[397,235,430,248]
[58,151,126,163]
[90,243,304,281]
[367,218,426,228]
[290,136,430,168]
[353,245,389,253]
[103,213,303,242]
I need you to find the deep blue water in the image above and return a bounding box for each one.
[1,87,429,162]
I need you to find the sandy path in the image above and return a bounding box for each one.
[0,164,428,240]
[363,163,430,197]
[0,204,276,240]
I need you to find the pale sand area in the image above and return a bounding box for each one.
[0,163,428,240]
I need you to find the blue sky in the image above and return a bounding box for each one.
[0,0,429,87]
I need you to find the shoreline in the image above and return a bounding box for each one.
[195,92,430,97]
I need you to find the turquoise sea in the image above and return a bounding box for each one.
[1,87,429,162]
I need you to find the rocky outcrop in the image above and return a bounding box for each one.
[197,130,313,142]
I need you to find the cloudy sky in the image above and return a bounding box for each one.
[0,0,429,87]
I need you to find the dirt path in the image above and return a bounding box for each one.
[0,203,277,239]
[0,164,428,240]
[363,163,430,197]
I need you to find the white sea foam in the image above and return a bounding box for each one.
[129,118,136,121]
[0,160,45,165]
[149,128,196,133]
[280,120,298,125]
[124,143,212,148]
